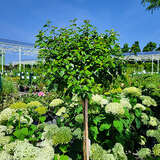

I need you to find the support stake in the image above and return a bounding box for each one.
[83,98,89,160]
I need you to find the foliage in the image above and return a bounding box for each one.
[0,78,18,109]
[121,43,130,53]
[141,0,160,11]
[35,19,123,98]
[156,44,160,51]
[143,41,157,52]
[130,41,141,55]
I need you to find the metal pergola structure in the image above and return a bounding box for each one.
[0,38,38,73]
[0,38,160,74]
[123,51,160,74]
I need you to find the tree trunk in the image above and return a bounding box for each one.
[83,98,89,160]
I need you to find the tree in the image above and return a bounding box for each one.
[121,43,130,53]
[35,19,124,160]
[141,0,160,11]
[130,41,141,55]
[143,42,157,52]
[156,44,160,51]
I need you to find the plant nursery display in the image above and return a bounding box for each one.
[0,19,160,160]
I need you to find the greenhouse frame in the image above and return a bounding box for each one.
[0,38,38,74]
[0,38,160,74]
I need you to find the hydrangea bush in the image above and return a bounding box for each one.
[0,86,159,159]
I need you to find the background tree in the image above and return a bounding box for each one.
[121,43,130,53]
[141,0,160,11]
[143,41,157,52]
[35,19,124,160]
[156,44,160,51]
[130,41,141,55]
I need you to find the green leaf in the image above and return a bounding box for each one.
[93,116,104,125]
[39,116,46,123]
[90,126,99,140]
[13,129,21,138]
[21,128,28,136]
[135,118,141,129]
[135,109,142,117]
[113,120,123,133]
[59,145,68,154]
[99,123,111,131]
[60,155,69,160]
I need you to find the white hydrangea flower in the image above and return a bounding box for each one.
[41,124,59,141]
[140,96,157,107]
[141,113,149,125]
[20,115,33,125]
[134,103,146,111]
[0,151,12,160]
[6,125,14,134]
[137,148,151,159]
[105,103,125,115]
[122,87,142,97]
[13,140,37,160]
[0,108,16,123]
[56,107,66,116]
[35,142,54,160]
[49,99,64,107]
[92,94,109,107]
[92,94,104,104]
[149,116,158,127]
[100,99,109,107]
[120,98,132,109]
[112,143,127,160]
[4,139,54,160]
[0,136,10,146]
[0,125,7,136]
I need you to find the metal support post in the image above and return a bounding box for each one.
[157,59,159,73]
[1,50,4,74]
[19,47,22,72]
[152,57,154,74]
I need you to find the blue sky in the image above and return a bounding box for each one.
[0,0,160,49]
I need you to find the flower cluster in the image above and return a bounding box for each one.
[56,107,66,116]
[141,113,149,125]
[52,126,72,146]
[41,124,72,146]
[49,99,64,107]
[27,101,43,108]
[0,136,10,146]
[133,103,146,111]
[38,91,45,97]
[90,143,113,160]
[2,139,54,160]
[105,103,125,115]
[122,87,142,97]
[9,102,27,109]
[120,98,132,109]
[75,114,84,124]
[90,143,127,160]
[73,128,82,140]
[112,143,127,160]
[147,128,160,143]
[149,116,158,127]
[91,94,109,107]
[153,144,160,156]
[35,106,47,115]
[0,108,16,123]
[70,95,79,108]
[137,148,151,159]
[0,151,11,160]
[140,96,157,107]
[105,87,122,95]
